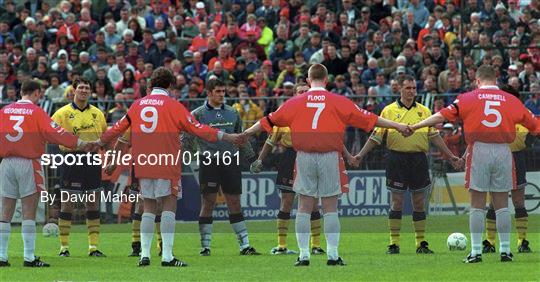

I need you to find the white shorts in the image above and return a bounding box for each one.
[139,178,182,200]
[293,151,348,197]
[465,142,514,193]
[0,157,45,199]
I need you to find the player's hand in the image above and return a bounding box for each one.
[345,153,360,168]
[250,159,263,173]
[450,156,465,170]
[223,133,245,147]
[353,154,364,167]
[104,163,117,175]
[396,123,413,137]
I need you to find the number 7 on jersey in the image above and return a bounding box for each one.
[307,102,326,129]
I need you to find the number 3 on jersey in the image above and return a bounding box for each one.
[6,115,25,142]
[307,102,326,129]
[481,101,502,128]
[140,106,158,133]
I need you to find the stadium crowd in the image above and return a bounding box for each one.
[0,0,539,161]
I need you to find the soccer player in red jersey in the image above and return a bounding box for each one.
[98,67,242,267]
[0,80,88,267]
[411,65,540,263]
[242,64,411,266]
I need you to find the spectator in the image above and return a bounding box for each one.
[361,58,380,87]
[114,69,140,100]
[525,94,540,115]
[107,93,128,124]
[374,72,392,102]
[107,52,135,86]
[148,36,175,67]
[322,43,346,76]
[378,44,397,78]
[232,91,264,129]
[184,51,209,81]
[331,75,353,96]
[274,59,301,91]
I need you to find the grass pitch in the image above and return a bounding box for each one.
[1,215,539,281]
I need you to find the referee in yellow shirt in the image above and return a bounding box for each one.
[51,77,107,258]
[483,85,532,254]
[355,75,459,255]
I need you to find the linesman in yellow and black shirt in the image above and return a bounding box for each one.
[484,86,532,254]
[51,77,107,258]
[355,75,460,255]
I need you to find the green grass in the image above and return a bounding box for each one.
[1,215,539,281]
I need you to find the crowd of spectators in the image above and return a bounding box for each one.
[0,0,539,166]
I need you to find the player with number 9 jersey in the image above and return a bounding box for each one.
[100,87,220,190]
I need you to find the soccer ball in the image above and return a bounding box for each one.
[42,223,59,237]
[447,233,467,251]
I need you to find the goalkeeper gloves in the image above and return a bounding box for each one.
[250,159,263,173]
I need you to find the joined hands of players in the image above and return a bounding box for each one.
[222,133,247,147]
[76,140,101,153]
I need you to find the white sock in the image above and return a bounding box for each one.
[496,208,511,254]
[21,220,36,262]
[0,222,10,262]
[160,211,176,262]
[141,213,155,259]
[469,208,486,256]
[295,212,311,260]
[324,212,340,260]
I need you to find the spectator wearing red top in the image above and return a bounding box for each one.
[191,22,210,53]
[240,14,261,40]
[208,43,236,72]
[115,69,141,100]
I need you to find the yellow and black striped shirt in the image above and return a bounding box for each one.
[52,102,107,151]
[371,100,438,153]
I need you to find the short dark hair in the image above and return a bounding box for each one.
[206,78,225,92]
[308,64,328,81]
[21,79,41,95]
[476,65,496,82]
[73,77,92,90]
[150,67,176,89]
[398,75,416,86]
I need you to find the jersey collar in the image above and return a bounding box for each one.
[397,98,416,110]
[205,100,225,110]
[71,102,90,111]
[309,87,327,91]
[479,85,499,90]
[150,87,170,96]
[17,99,33,104]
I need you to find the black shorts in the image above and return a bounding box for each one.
[513,150,527,188]
[276,148,296,193]
[386,150,431,193]
[199,161,242,195]
[60,152,102,192]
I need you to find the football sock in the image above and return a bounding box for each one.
[0,221,10,261]
[515,207,528,246]
[310,211,322,249]
[86,211,100,252]
[140,213,155,258]
[277,211,290,249]
[295,212,311,261]
[131,213,142,243]
[485,207,497,245]
[469,208,486,256]
[160,211,176,262]
[21,220,36,261]
[155,215,162,250]
[495,208,511,254]
[230,213,250,250]
[413,211,426,248]
[198,217,213,249]
[323,212,340,261]
[58,212,72,251]
[388,210,402,246]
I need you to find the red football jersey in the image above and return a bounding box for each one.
[260,88,378,152]
[0,100,78,159]
[101,88,219,183]
[439,86,540,144]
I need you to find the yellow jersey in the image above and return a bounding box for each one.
[52,102,107,151]
[267,126,292,148]
[509,124,528,152]
[371,100,438,153]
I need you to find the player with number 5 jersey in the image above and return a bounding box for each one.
[411,65,540,264]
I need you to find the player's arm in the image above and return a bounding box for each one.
[104,130,131,175]
[410,112,446,131]
[518,110,540,135]
[245,100,296,137]
[38,109,81,149]
[99,114,131,145]
[177,103,234,144]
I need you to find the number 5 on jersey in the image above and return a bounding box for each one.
[481,101,502,128]
[307,102,326,129]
